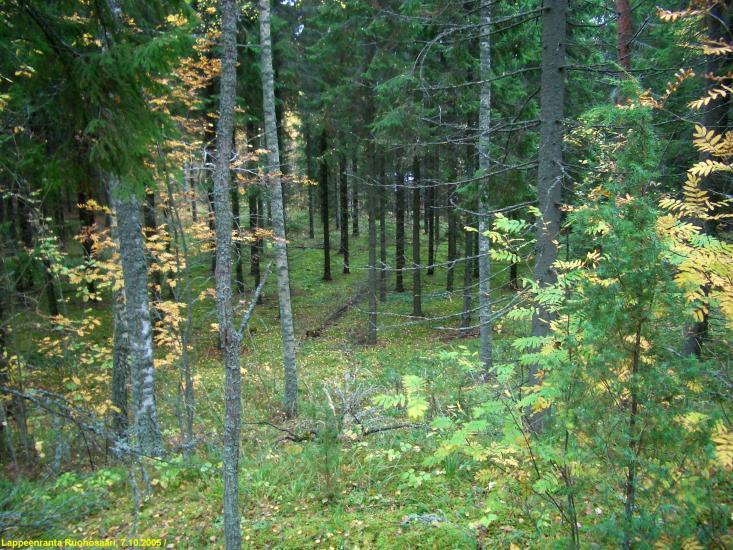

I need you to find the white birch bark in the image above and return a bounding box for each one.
[259,0,298,417]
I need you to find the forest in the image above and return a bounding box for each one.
[0,0,732,548]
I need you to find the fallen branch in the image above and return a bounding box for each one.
[243,419,425,442]
[362,422,425,436]
[242,420,318,442]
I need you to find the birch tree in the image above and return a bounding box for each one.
[109,178,163,456]
[477,0,493,375]
[259,0,299,418]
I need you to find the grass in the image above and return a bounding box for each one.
[4,198,532,548]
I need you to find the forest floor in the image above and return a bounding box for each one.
[6,208,529,549]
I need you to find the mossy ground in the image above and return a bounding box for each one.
[5,205,529,549]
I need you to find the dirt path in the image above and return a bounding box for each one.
[304,281,369,338]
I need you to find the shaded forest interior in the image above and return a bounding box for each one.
[1,0,732,548]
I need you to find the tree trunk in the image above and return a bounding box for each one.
[143,185,164,333]
[143,185,162,296]
[379,158,387,302]
[461,223,473,330]
[622,323,643,550]
[109,177,164,457]
[433,149,441,248]
[395,170,405,292]
[509,211,520,290]
[188,158,198,223]
[306,131,315,239]
[427,160,435,276]
[473,214,479,278]
[260,0,299,419]
[108,204,130,444]
[320,129,332,281]
[206,184,217,275]
[682,2,730,357]
[528,0,568,433]
[447,202,457,293]
[231,157,245,294]
[351,153,359,236]
[42,258,60,317]
[249,192,261,293]
[339,155,350,273]
[204,79,218,277]
[164,177,195,451]
[77,191,96,296]
[616,0,633,71]
[412,156,423,318]
[477,0,493,375]
[334,162,340,232]
[367,153,378,345]
[110,286,129,442]
[213,0,241,547]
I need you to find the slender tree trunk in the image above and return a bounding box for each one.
[509,263,519,290]
[206,184,217,275]
[109,177,164,457]
[0,399,16,467]
[42,259,59,316]
[339,155,350,273]
[12,389,34,464]
[260,0,298,418]
[108,204,130,444]
[229,130,244,293]
[188,159,198,223]
[351,153,359,236]
[622,323,643,550]
[258,196,266,266]
[427,163,435,276]
[204,79,218,277]
[379,158,387,302]
[477,0,493,375]
[306,131,315,239]
[395,170,405,292]
[0,302,37,466]
[212,1,241,547]
[682,2,730,357]
[509,212,520,290]
[367,153,378,345]
[143,185,164,334]
[308,185,315,239]
[0,253,15,465]
[528,0,568,433]
[334,163,340,232]
[473,215,479,278]
[433,149,441,248]
[143,185,162,296]
[164,176,195,451]
[249,192,261,292]
[274,70,288,203]
[461,224,473,330]
[447,202,457,293]
[110,287,129,442]
[77,191,96,296]
[55,198,65,241]
[231,156,245,294]
[320,129,332,281]
[412,156,423,318]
